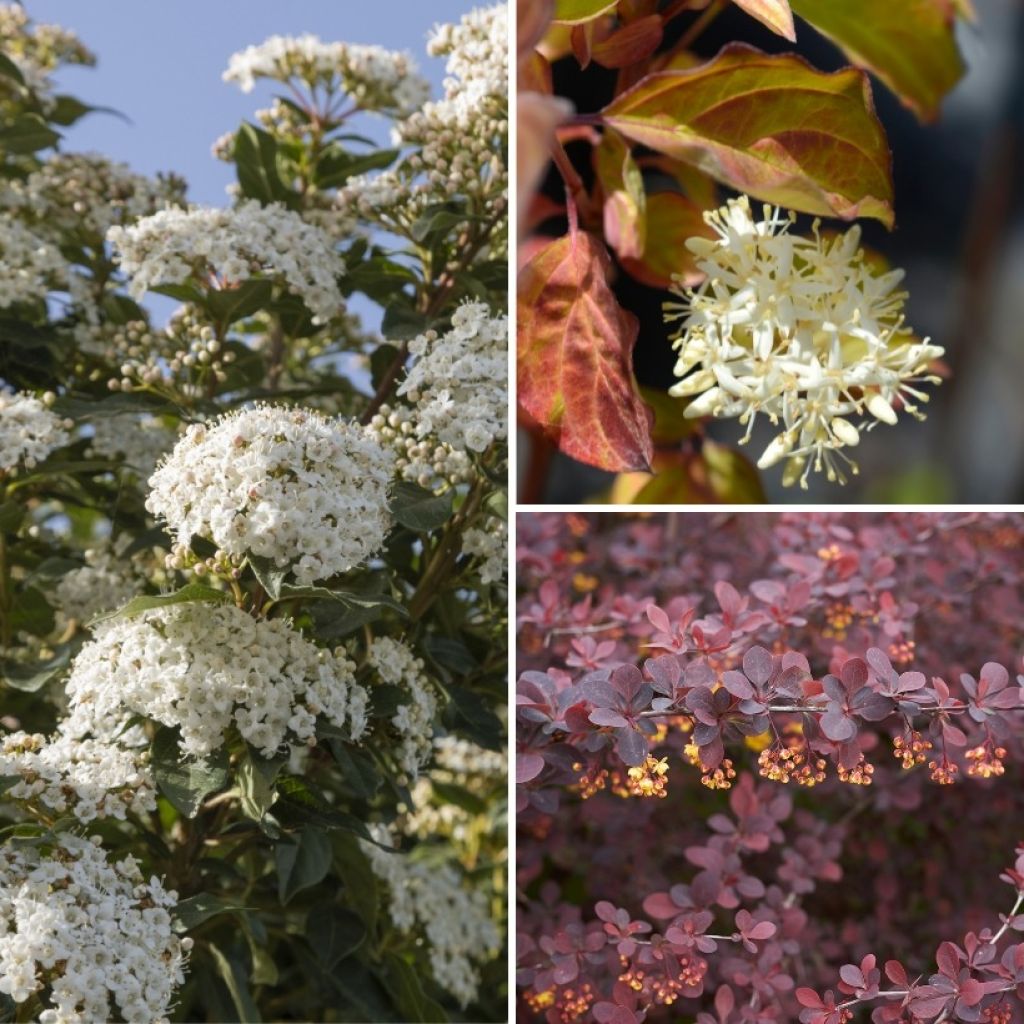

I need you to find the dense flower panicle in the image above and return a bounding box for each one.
[146,405,393,585]
[367,637,438,778]
[363,824,500,1007]
[0,390,71,471]
[0,213,68,308]
[222,35,429,115]
[462,516,508,584]
[665,196,945,487]
[106,200,346,323]
[0,731,155,823]
[0,834,189,1023]
[397,302,508,454]
[366,402,474,490]
[335,5,507,237]
[52,539,143,623]
[63,603,368,757]
[0,153,185,242]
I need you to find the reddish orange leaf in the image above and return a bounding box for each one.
[593,130,646,261]
[790,0,964,122]
[620,191,711,288]
[592,15,664,69]
[734,0,796,40]
[517,231,654,473]
[518,0,555,61]
[602,43,894,226]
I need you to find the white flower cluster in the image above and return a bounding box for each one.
[462,517,507,585]
[107,200,346,323]
[86,413,178,481]
[223,35,429,116]
[147,405,393,585]
[665,196,945,487]
[0,153,185,242]
[0,833,189,1023]
[367,637,437,778]
[0,730,155,823]
[51,535,148,625]
[63,602,368,757]
[398,302,507,454]
[366,403,473,491]
[0,212,67,308]
[336,5,507,237]
[0,390,71,472]
[0,4,94,105]
[363,824,500,1007]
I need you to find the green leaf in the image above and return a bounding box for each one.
[48,95,121,127]
[276,827,333,905]
[237,749,285,827]
[423,635,478,676]
[234,122,293,205]
[1,647,71,693]
[602,43,894,226]
[315,144,400,189]
[383,953,449,1022]
[90,583,232,625]
[150,727,230,818]
[347,259,419,305]
[553,0,619,24]
[208,944,262,1024]
[0,113,60,154]
[248,554,288,601]
[206,279,274,326]
[700,440,768,503]
[273,776,380,843]
[307,905,366,969]
[593,129,646,261]
[173,894,248,933]
[410,202,471,245]
[381,301,427,341]
[334,835,379,931]
[446,686,504,751]
[10,586,54,637]
[323,736,381,800]
[0,52,25,86]
[390,482,454,532]
[790,0,964,122]
[430,780,488,815]
[0,501,24,533]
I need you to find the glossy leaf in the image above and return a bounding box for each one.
[602,44,894,226]
[518,231,654,472]
[390,482,454,532]
[91,583,232,624]
[790,0,964,122]
[150,727,230,818]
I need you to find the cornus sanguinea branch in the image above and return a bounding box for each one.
[517,512,1024,1023]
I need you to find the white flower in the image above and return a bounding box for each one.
[0,730,155,823]
[665,196,944,487]
[222,34,429,116]
[106,201,346,323]
[0,390,71,471]
[146,405,393,585]
[367,637,437,778]
[397,302,507,455]
[86,413,178,481]
[63,602,367,757]
[0,213,68,308]
[0,833,188,1024]
[362,824,500,1007]
[462,517,507,585]
[52,540,143,624]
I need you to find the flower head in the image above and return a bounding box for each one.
[665,196,944,487]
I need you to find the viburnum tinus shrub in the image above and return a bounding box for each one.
[0,5,507,1022]
[516,512,1024,1023]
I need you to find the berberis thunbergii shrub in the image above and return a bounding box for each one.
[0,4,507,1021]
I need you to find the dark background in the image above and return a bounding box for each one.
[520,0,1024,503]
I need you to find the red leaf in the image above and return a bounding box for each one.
[592,15,664,69]
[517,231,654,472]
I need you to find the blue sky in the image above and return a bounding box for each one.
[29,0,472,206]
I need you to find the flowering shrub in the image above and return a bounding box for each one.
[0,5,507,1021]
[516,0,966,500]
[516,512,1024,1022]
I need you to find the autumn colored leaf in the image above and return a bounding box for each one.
[553,0,619,24]
[790,0,964,122]
[733,0,796,41]
[620,191,711,288]
[519,0,555,61]
[620,443,766,504]
[592,15,664,69]
[602,43,894,226]
[518,231,654,472]
[593,129,646,261]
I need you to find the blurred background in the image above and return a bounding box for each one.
[27,0,469,332]
[519,0,1024,504]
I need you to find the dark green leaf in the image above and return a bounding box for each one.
[273,776,381,843]
[383,953,449,1022]
[323,737,381,799]
[390,482,454,532]
[10,586,54,636]
[410,202,470,245]
[0,113,60,153]
[423,635,478,676]
[307,905,366,968]
[0,52,25,85]
[90,583,231,625]
[206,279,274,326]
[208,944,262,1023]
[315,144,400,189]
[234,122,293,205]
[1,647,71,693]
[369,342,403,390]
[446,685,504,751]
[150,727,229,818]
[248,554,288,601]
[173,894,248,932]
[381,301,427,341]
[276,826,333,905]
[0,501,24,533]
[430,780,489,815]
[237,749,284,828]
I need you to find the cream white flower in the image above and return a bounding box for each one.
[0,833,188,1023]
[223,34,429,115]
[0,390,71,471]
[146,405,393,585]
[63,602,367,758]
[0,213,68,308]
[52,540,143,624]
[107,201,346,323]
[665,196,944,487]
[462,517,507,585]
